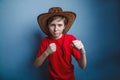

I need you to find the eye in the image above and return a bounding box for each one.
[58,24,63,27]
[49,24,55,27]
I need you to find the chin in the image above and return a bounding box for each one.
[54,36,59,39]
[53,35,60,39]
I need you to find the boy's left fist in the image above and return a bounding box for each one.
[72,40,84,50]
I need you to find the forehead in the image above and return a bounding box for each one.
[46,15,67,26]
[50,18,64,23]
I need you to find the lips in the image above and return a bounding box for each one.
[54,32,58,35]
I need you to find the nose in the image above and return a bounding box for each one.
[54,26,58,31]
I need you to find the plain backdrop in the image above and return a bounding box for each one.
[0,0,120,80]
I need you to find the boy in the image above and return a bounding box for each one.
[34,7,87,80]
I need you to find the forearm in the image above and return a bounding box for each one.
[34,51,49,68]
[78,47,87,69]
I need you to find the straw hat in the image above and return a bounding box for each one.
[37,7,76,35]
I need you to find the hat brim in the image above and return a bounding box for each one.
[37,11,76,35]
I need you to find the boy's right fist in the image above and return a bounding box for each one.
[46,43,56,55]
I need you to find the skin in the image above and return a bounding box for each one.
[34,17,87,69]
[48,18,65,39]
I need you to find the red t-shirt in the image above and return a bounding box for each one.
[37,34,81,80]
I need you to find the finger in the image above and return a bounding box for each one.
[50,43,56,50]
[73,40,80,45]
[50,43,55,45]
[72,40,78,43]
[50,43,56,47]
[70,44,74,47]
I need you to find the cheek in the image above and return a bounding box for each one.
[48,27,54,31]
[62,26,65,30]
[62,27,65,31]
[59,27,64,31]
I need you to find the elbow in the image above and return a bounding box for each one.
[34,61,42,68]
[78,61,87,69]
[34,62,39,68]
[34,63,39,68]
[80,64,87,69]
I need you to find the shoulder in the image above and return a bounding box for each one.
[40,36,49,44]
[65,34,76,40]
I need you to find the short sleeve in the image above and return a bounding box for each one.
[70,35,81,61]
[72,48,81,61]
[36,38,48,58]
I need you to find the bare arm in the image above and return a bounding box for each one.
[34,51,49,68]
[34,43,56,68]
[72,40,87,69]
[78,47,87,69]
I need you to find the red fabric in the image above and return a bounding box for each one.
[36,34,81,80]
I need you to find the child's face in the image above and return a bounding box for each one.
[48,18,65,39]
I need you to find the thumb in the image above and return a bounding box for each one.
[70,43,75,48]
[71,40,77,47]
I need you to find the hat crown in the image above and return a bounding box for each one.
[38,7,76,35]
[48,7,63,13]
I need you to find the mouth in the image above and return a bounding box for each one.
[53,32,58,35]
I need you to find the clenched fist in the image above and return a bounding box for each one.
[46,43,56,55]
[72,40,84,50]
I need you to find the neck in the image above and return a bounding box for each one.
[51,34,63,40]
